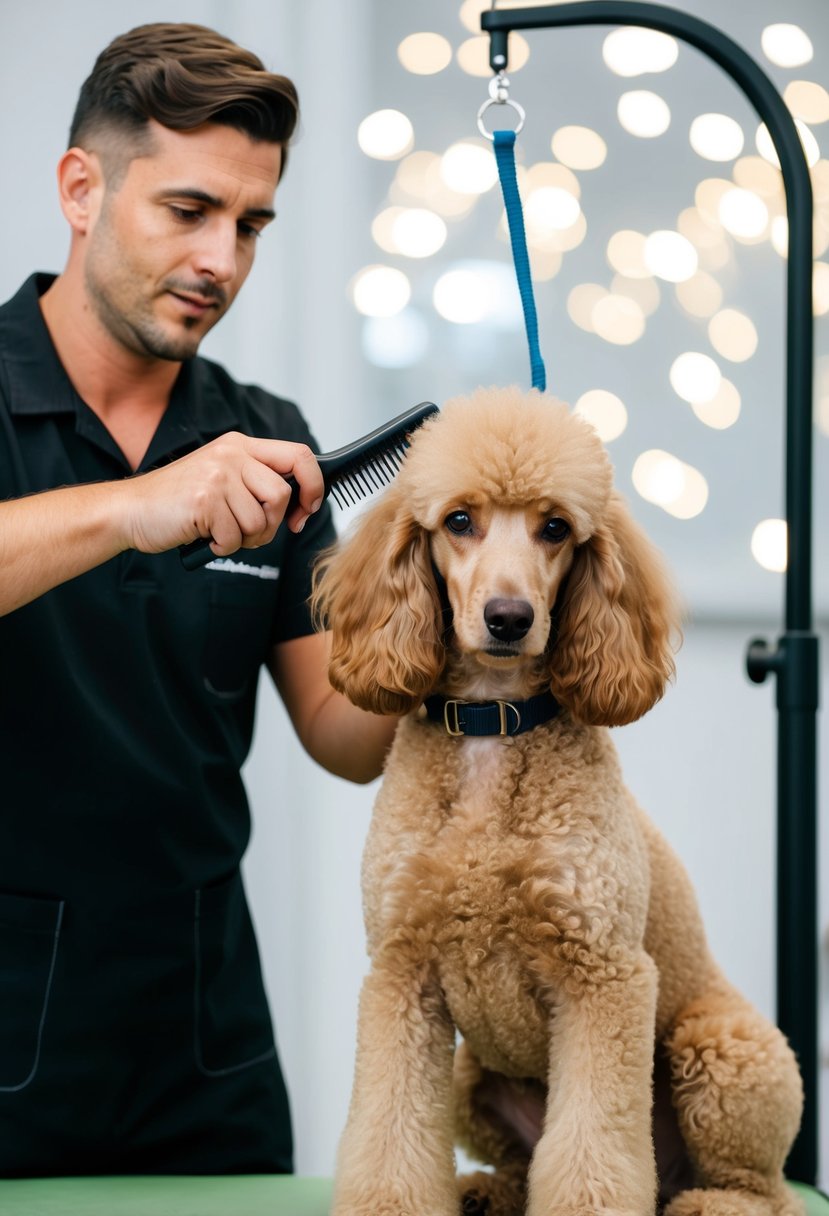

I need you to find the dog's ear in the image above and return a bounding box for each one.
[311,487,444,715]
[549,492,680,726]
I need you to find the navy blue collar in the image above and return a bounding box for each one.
[423,690,561,738]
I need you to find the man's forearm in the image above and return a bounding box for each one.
[270,631,400,784]
[0,482,129,615]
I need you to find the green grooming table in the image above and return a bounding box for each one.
[0,1174,333,1216]
[0,1178,825,1216]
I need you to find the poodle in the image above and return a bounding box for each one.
[312,386,803,1216]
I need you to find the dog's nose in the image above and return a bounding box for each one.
[484,598,534,642]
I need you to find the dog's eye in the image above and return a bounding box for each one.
[542,517,571,544]
[445,511,472,535]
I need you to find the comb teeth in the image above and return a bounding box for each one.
[331,453,399,506]
[320,400,439,510]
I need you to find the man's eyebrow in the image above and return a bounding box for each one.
[154,187,276,221]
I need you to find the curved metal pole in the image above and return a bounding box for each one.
[481,1,819,1184]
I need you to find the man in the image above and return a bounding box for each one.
[0,23,396,1177]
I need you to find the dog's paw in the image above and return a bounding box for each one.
[664,1188,804,1216]
[457,1169,526,1216]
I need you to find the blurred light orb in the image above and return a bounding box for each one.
[670,351,722,403]
[678,206,726,251]
[351,265,411,317]
[761,24,813,68]
[733,155,783,198]
[433,261,522,327]
[434,270,489,324]
[526,160,581,197]
[814,262,829,315]
[708,308,759,362]
[371,206,406,254]
[394,151,440,199]
[567,283,607,332]
[771,215,789,256]
[393,152,476,219]
[397,32,452,75]
[756,120,820,169]
[617,90,671,138]
[784,80,829,125]
[691,378,741,430]
[675,270,723,318]
[644,230,698,282]
[607,229,649,278]
[694,178,732,225]
[689,113,745,162]
[602,27,678,76]
[361,309,429,368]
[718,188,769,239]
[611,273,661,316]
[551,125,607,170]
[633,450,708,519]
[530,249,563,282]
[574,390,628,441]
[441,141,498,194]
[530,211,587,253]
[751,518,788,572]
[358,109,414,160]
[591,294,646,345]
[525,187,581,233]
[457,33,529,77]
[392,209,447,258]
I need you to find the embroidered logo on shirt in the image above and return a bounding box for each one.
[205,558,280,581]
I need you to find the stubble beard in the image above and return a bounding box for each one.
[84,261,209,362]
[83,205,222,363]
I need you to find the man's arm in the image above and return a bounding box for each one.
[0,432,324,616]
[269,631,399,784]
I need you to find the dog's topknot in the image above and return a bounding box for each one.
[398,386,613,543]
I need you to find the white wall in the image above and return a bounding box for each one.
[1,0,826,1186]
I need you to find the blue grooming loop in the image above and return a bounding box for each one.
[492,129,546,392]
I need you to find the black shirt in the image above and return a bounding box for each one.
[0,274,336,910]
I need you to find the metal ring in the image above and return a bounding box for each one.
[476,96,526,141]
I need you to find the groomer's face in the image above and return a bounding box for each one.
[83,120,282,361]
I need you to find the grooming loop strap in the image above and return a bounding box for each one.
[492,128,546,392]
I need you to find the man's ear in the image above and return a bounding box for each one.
[56,148,105,237]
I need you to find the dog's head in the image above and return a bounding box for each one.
[312,387,680,727]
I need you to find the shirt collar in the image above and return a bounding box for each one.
[0,273,240,441]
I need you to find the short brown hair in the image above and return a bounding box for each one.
[69,23,298,178]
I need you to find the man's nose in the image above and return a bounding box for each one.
[194,223,238,284]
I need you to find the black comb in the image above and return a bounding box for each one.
[180,400,438,570]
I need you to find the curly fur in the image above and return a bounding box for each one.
[313,387,803,1216]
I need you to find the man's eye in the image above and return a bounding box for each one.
[237,223,262,241]
[445,511,472,535]
[542,517,571,544]
[169,206,200,223]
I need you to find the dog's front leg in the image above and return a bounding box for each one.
[527,951,658,1216]
[333,954,457,1216]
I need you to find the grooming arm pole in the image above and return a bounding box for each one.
[481,1,820,1183]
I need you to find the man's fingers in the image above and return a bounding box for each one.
[202,500,244,557]
[243,438,325,517]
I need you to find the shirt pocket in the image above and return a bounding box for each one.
[0,891,65,1092]
[203,574,280,700]
[192,870,276,1077]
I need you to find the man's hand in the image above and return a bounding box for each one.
[120,432,325,557]
[0,433,325,616]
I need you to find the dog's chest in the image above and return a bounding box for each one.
[365,722,642,1077]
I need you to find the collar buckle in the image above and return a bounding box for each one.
[443,699,465,736]
[442,698,522,737]
[497,699,521,735]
